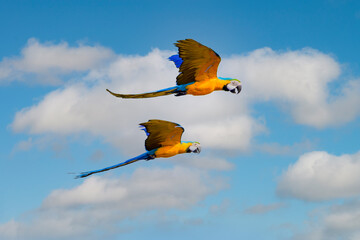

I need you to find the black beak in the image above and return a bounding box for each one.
[230,85,242,94]
[195,147,201,153]
[236,85,242,94]
[187,146,201,153]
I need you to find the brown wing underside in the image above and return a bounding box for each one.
[175,39,221,85]
[140,119,184,151]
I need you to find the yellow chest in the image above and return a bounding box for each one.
[185,79,230,96]
[154,142,192,158]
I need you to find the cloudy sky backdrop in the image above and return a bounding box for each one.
[1,0,360,239]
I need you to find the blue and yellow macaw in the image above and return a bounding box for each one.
[76,120,201,178]
[106,39,242,98]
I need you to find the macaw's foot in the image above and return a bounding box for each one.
[175,91,187,96]
[146,154,156,160]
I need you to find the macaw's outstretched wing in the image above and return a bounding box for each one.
[170,39,221,85]
[140,119,184,151]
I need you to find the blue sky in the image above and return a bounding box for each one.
[1,0,360,239]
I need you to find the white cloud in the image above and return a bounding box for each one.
[187,115,264,151]
[256,140,314,156]
[168,155,234,171]
[221,47,360,128]
[0,166,226,240]
[11,48,261,153]
[293,200,360,240]
[12,137,33,151]
[3,39,360,150]
[7,40,360,155]
[0,38,114,84]
[3,38,360,240]
[277,151,360,201]
[44,167,223,210]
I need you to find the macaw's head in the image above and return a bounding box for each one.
[223,79,242,94]
[187,142,201,154]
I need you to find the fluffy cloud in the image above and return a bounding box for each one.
[256,140,314,156]
[0,38,114,84]
[3,38,360,240]
[277,151,360,201]
[168,155,234,171]
[11,48,261,153]
[7,40,360,156]
[293,200,360,240]
[0,166,226,240]
[2,39,358,157]
[221,48,360,128]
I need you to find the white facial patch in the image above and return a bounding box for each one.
[227,80,242,94]
[189,143,201,153]
[229,81,241,89]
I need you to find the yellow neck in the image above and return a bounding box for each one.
[215,79,231,91]
[178,142,193,154]
[154,142,192,158]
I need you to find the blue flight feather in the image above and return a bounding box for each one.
[75,150,156,178]
[140,126,150,136]
[169,54,183,68]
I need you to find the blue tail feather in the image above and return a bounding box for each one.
[75,152,155,178]
[169,54,183,68]
[153,85,178,93]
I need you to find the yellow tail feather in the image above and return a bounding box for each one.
[106,88,176,99]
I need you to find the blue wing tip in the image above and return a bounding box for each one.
[168,54,183,68]
[140,126,150,136]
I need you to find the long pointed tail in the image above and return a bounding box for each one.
[106,86,178,99]
[75,152,153,178]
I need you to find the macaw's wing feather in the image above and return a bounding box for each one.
[174,39,221,85]
[140,119,184,151]
[75,152,152,178]
[169,54,183,68]
[106,87,177,99]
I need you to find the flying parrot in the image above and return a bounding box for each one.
[76,120,201,178]
[106,39,242,98]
